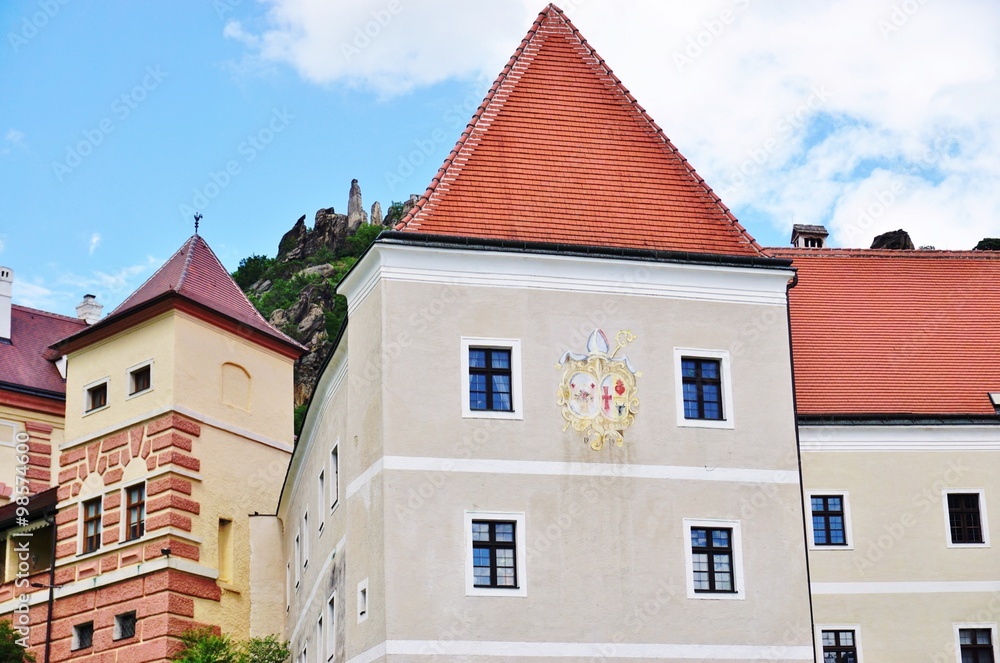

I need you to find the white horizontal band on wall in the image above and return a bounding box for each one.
[346,455,798,499]
[799,425,1000,452]
[811,581,1000,595]
[346,640,813,662]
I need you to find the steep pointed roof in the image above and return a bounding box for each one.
[53,235,305,358]
[395,4,764,258]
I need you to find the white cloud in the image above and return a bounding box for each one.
[2,128,26,156]
[231,0,1000,248]
[88,233,101,256]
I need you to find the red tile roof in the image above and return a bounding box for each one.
[395,4,765,258]
[0,305,86,396]
[772,248,1000,416]
[58,235,303,355]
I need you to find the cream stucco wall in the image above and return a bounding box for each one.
[804,430,1000,658]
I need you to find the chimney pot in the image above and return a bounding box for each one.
[76,294,103,325]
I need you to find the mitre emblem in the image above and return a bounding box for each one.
[556,329,640,451]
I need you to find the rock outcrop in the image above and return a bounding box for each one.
[871,229,915,250]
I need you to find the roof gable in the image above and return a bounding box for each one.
[395,4,764,258]
[57,235,303,357]
[0,305,86,397]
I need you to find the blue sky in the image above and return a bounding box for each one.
[2,1,998,316]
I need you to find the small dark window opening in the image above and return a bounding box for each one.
[821,630,858,662]
[959,628,995,663]
[73,622,94,650]
[115,611,137,640]
[86,383,108,412]
[949,493,984,544]
[469,348,513,412]
[130,365,151,395]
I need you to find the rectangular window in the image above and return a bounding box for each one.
[472,520,518,588]
[812,495,848,546]
[691,527,735,593]
[949,493,985,544]
[959,628,995,663]
[468,348,513,412]
[302,511,309,569]
[821,630,858,662]
[72,622,94,650]
[129,364,151,395]
[125,483,145,541]
[674,349,734,429]
[114,611,137,640]
[82,497,102,554]
[218,519,233,583]
[286,562,291,610]
[325,592,336,661]
[294,533,301,589]
[318,470,325,533]
[357,578,369,623]
[315,615,323,663]
[330,446,339,511]
[682,358,723,420]
[86,382,108,412]
[461,338,523,420]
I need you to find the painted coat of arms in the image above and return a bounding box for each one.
[557,329,640,450]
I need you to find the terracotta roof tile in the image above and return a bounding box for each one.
[395,4,765,258]
[0,305,86,396]
[771,248,1000,416]
[74,235,303,353]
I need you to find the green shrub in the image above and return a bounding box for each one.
[232,254,274,290]
[0,621,34,662]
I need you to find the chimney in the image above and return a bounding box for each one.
[76,294,103,325]
[0,267,11,341]
[790,224,829,248]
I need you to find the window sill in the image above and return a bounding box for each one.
[678,417,734,430]
[126,387,153,401]
[461,409,522,421]
[466,585,527,598]
[82,405,109,417]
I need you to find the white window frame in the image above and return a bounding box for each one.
[954,623,999,663]
[78,495,103,556]
[83,376,110,415]
[673,348,734,429]
[943,489,990,548]
[125,359,153,399]
[113,611,137,641]
[120,480,146,543]
[302,510,310,568]
[293,532,301,589]
[330,443,339,513]
[805,490,854,550]
[357,577,369,623]
[72,622,94,650]
[815,624,864,663]
[0,419,17,447]
[460,338,523,420]
[315,613,323,663]
[464,510,527,598]
[286,562,291,610]
[317,470,325,536]
[682,518,745,600]
[325,591,336,661]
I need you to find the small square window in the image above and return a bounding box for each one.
[330,445,339,511]
[129,364,151,395]
[81,497,102,554]
[959,627,996,663]
[72,622,94,650]
[357,578,369,623]
[461,339,523,420]
[86,382,108,412]
[821,629,858,662]
[114,611,137,640]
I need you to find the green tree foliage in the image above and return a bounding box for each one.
[173,629,290,663]
[974,237,1000,250]
[345,223,383,257]
[0,621,34,663]
[232,254,275,290]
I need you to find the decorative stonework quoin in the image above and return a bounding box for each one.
[557,329,640,450]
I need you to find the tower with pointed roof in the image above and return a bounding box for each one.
[280,5,814,662]
[0,234,304,661]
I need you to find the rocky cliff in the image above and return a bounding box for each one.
[234,180,416,428]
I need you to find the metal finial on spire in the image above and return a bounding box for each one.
[194,213,202,235]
